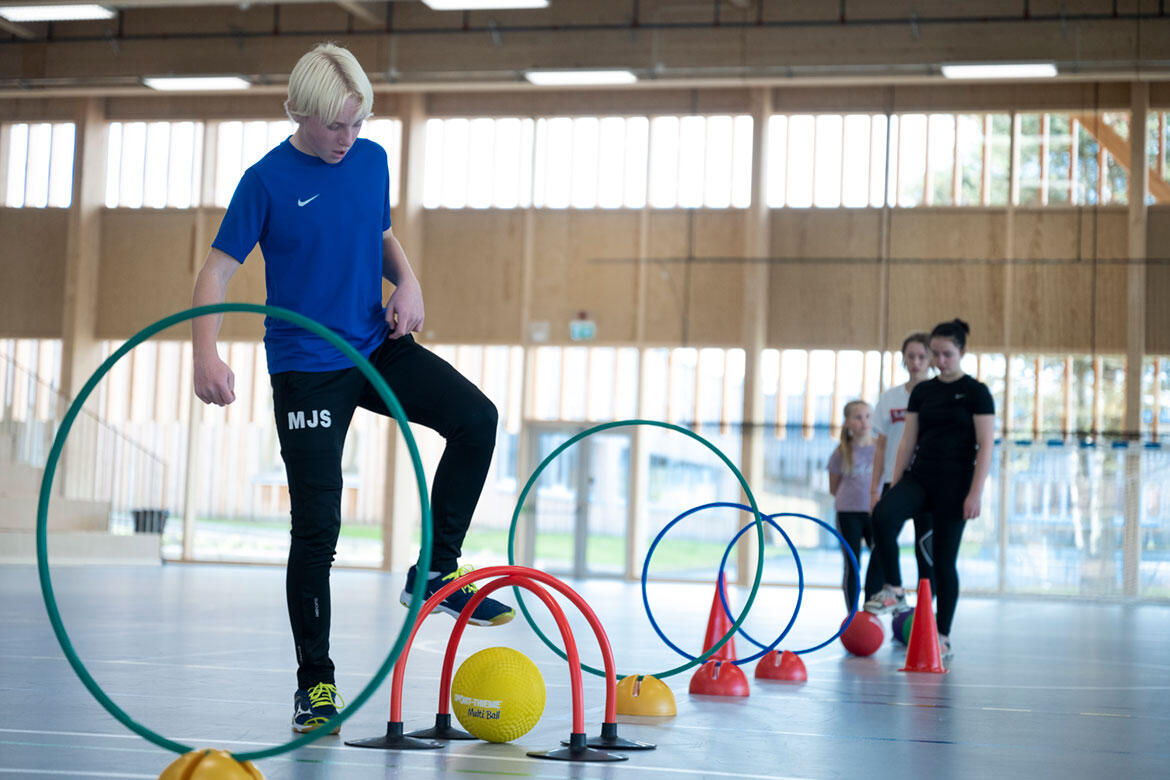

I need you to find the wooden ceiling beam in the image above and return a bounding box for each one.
[333,1,380,26]
[0,17,37,39]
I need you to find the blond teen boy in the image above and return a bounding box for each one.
[192,43,512,735]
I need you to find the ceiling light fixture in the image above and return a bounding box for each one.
[525,69,638,86]
[0,4,115,22]
[423,0,549,10]
[142,76,252,92]
[941,63,1058,79]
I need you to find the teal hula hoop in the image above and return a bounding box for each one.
[506,419,764,680]
[36,303,432,763]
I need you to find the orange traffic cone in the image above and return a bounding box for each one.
[699,573,737,662]
[899,578,947,674]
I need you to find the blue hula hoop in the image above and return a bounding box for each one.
[640,501,803,667]
[719,510,861,655]
[641,502,862,664]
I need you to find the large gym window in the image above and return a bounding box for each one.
[765,111,1134,208]
[422,114,753,210]
[2,122,75,208]
[105,121,205,209]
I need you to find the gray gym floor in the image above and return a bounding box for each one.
[1,563,1167,779]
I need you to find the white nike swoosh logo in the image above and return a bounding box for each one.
[298,194,319,207]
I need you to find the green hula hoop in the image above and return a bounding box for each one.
[36,303,433,763]
[507,419,764,680]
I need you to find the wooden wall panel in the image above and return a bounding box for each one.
[770,82,1132,114]
[0,209,68,337]
[421,210,525,343]
[216,243,269,343]
[101,93,404,122]
[1085,211,1130,354]
[0,205,1151,354]
[679,212,748,346]
[427,89,755,119]
[641,211,750,346]
[528,211,641,344]
[887,261,1005,351]
[1008,209,1121,352]
[0,99,78,122]
[886,210,1007,348]
[767,210,883,348]
[642,213,691,345]
[1147,207,1170,354]
[889,210,1007,260]
[96,210,245,340]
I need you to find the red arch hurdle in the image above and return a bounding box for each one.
[345,565,655,761]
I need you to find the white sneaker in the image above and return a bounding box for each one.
[863,585,907,614]
[939,635,953,660]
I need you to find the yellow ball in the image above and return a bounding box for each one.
[158,749,264,779]
[451,647,546,743]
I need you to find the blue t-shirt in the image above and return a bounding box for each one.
[212,137,392,373]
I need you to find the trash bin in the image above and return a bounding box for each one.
[132,509,168,534]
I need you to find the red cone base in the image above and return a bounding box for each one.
[900,578,947,674]
[689,660,750,696]
[754,650,807,682]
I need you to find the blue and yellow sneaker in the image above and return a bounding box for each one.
[292,682,344,734]
[399,565,514,626]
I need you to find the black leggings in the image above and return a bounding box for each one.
[834,511,884,611]
[872,469,970,636]
[868,482,935,594]
[272,334,498,688]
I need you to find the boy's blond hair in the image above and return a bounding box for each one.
[285,43,373,124]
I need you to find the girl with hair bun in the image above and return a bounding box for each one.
[864,319,995,659]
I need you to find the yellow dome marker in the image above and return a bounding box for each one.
[158,749,264,779]
[615,674,676,717]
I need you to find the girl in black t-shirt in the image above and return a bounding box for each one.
[863,319,996,659]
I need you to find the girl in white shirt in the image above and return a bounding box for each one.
[867,333,933,608]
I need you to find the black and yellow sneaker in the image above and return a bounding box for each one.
[399,564,514,626]
[292,682,344,734]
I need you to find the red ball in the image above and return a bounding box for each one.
[840,611,884,656]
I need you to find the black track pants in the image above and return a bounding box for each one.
[272,334,497,688]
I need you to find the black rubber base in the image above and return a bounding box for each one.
[345,721,443,750]
[406,713,476,741]
[562,722,656,750]
[530,732,628,762]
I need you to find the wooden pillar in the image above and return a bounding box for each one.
[877,95,893,380]
[1040,113,1050,205]
[624,157,653,580]
[59,98,106,405]
[1124,84,1148,438]
[1154,358,1162,442]
[58,99,107,503]
[995,110,1019,593]
[382,92,428,573]
[625,348,649,580]
[1123,82,1149,598]
[736,87,772,587]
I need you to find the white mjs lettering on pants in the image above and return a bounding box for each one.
[287,409,333,430]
